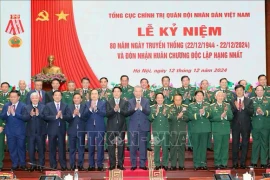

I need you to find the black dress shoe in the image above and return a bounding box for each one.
[215,165,221,170]
[0,168,2,171]
[163,166,168,171]
[194,167,198,171]
[147,148,153,151]
[251,164,257,168]
[29,166,36,172]
[70,166,76,171]
[104,149,108,152]
[240,165,246,169]
[179,167,185,170]
[220,165,227,169]
[109,166,115,170]
[130,167,137,171]
[11,166,18,171]
[117,165,125,170]
[188,147,193,152]
[232,164,238,169]
[39,167,44,172]
[87,166,95,171]
[97,167,104,171]
[85,148,88,152]
[61,167,67,171]
[140,166,148,170]
[261,164,267,168]
[20,166,28,171]
[78,166,84,171]
[207,148,213,152]
[127,147,130,151]
[154,166,161,170]
[170,166,177,170]
[201,166,208,170]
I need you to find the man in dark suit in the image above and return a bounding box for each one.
[230,85,253,169]
[67,93,86,171]
[128,86,150,170]
[26,80,46,105]
[24,92,46,172]
[84,89,106,171]
[107,87,129,170]
[0,90,28,171]
[43,90,71,170]
[46,79,61,103]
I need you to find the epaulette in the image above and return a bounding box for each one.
[210,103,216,106]
[189,102,195,105]
[62,91,67,93]
[250,97,255,99]
[168,103,174,107]
[165,104,170,107]
[225,102,230,105]
[182,104,188,107]
[150,105,156,108]
[0,103,4,105]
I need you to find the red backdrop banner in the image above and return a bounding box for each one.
[31,0,100,90]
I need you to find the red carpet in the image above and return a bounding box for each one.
[105,150,166,179]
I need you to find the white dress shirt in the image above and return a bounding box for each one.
[54,101,62,119]
[7,101,19,116]
[237,96,245,110]
[114,98,120,112]
[89,100,98,112]
[135,97,142,111]
[73,104,81,117]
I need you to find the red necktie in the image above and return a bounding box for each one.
[239,99,242,112]
[38,91,42,102]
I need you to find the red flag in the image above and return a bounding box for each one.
[31,0,100,90]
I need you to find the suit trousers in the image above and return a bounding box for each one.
[48,132,66,168]
[7,134,26,167]
[107,131,125,166]
[69,134,85,167]
[28,134,46,166]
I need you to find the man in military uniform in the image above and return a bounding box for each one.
[0,82,10,171]
[187,90,211,170]
[150,93,170,171]
[214,78,235,103]
[80,77,92,103]
[155,76,176,105]
[97,77,112,152]
[200,80,214,151]
[177,76,196,151]
[250,85,270,168]
[209,91,233,169]
[251,75,270,97]
[168,94,188,170]
[18,80,28,103]
[140,78,155,151]
[62,81,77,105]
[116,75,134,151]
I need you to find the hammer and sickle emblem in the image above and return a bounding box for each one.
[36,10,49,21]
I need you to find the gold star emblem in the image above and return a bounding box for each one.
[55,10,69,21]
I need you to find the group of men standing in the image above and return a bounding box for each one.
[0,74,270,172]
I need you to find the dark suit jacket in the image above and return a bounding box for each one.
[83,100,106,132]
[43,102,72,136]
[106,98,129,132]
[0,101,27,136]
[26,90,46,105]
[67,103,87,136]
[230,97,253,130]
[23,103,47,136]
[45,90,54,104]
[128,97,151,131]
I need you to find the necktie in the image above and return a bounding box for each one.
[56,104,60,126]
[38,91,42,102]
[13,104,16,111]
[116,99,119,104]
[239,99,242,112]
[84,90,87,94]
[76,105,79,109]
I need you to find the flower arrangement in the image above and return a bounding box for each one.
[31,73,67,83]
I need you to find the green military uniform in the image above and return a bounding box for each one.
[214,88,235,103]
[150,104,170,167]
[250,86,270,98]
[177,86,196,149]
[187,102,211,168]
[19,90,28,103]
[0,92,10,169]
[143,89,155,150]
[168,104,188,168]
[97,88,113,151]
[250,96,270,165]
[155,87,177,105]
[62,91,79,105]
[79,88,92,103]
[116,84,134,148]
[201,90,215,149]
[209,102,233,167]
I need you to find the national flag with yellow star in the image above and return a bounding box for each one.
[31,0,100,89]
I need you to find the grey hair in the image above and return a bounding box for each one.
[134,85,143,91]
[215,90,224,97]
[30,92,39,99]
